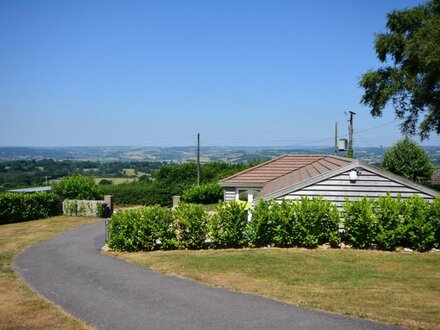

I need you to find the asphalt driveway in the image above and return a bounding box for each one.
[15,221,402,330]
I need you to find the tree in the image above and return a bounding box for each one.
[382,139,433,182]
[53,174,101,200]
[359,0,440,139]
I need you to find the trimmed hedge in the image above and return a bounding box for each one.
[107,196,440,252]
[174,203,208,249]
[108,206,176,251]
[99,182,172,207]
[344,194,439,251]
[210,201,248,248]
[0,192,61,224]
[182,183,224,204]
[249,198,340,248]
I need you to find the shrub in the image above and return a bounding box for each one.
[375,194,406,250]
[0,192,61,224]
[294,197,341,248]
[248,199,277,247]
[99,181,172,206]
[209,201,248,248]
[270,200,297,247]
[343,197,377,249]
[182,183,223,204]
[174,203,208,249]
[401,195,434,251]
[250,198,340,248]
[429,197,440,249]
[108,206,176,251]
[53,175,101,200]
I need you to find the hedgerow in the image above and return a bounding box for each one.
[108,206,176,251]
[107,196,440,252]
[174,203,208,249]
[249,198,340,248]
[210,201,248,248]
[182,183,223,204]
[0,192,61,224]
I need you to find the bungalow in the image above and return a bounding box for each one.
[219,155,439,207]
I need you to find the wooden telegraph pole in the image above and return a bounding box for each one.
[334,122,338,155]
[197,133,200,186]
[347,111,356,158]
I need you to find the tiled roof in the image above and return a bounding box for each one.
[259,156,353,196]
[220,155,354,194]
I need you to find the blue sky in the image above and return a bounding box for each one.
[1,0,438,147]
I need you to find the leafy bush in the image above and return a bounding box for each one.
[249,198,340,248]
[99,181,172,206]
[270,200,297,247]
[0,192,61,224]
[174,203,208,249]
[53,175,101,200]
[248,199,277,247]
[343,197,377,249]
[108,206,176,251]
[429,197,440,249]
[375,194,405,250]
[209,201,248,248]
[401,196,434,251]
[182,183,224,204]
[294,197,341,248]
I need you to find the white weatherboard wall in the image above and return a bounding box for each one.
[224,187,236,202]
[276,168,435,207]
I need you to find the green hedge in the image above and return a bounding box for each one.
[174,203,208,249]
[0,192,62,224]
[210,201,248,248]
[249,198,340,248]
[99,182,172,207]
[182,183,224,204]
[344,194,439,251]
[107,196,440,252]
[108,206,177,251]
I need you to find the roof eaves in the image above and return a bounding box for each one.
[219,182,265,188]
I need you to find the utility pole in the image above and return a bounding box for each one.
[197,132,200,186]
[334,122,338,155]
[347,111,356,158]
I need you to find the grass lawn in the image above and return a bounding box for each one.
[110,248,440,330]
[0,216,98,330]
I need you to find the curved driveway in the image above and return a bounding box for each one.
[15,221,401,330]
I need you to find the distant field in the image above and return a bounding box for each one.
[94,177,137,184]
[122,168,137,176]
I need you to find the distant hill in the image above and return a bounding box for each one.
[1,145,440,164]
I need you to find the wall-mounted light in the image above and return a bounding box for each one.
[349,168,358,182]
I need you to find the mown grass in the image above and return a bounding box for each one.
[0,216,97,330]
[110,248,440,330]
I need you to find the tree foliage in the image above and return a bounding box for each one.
[53,174,101,200]
[359,0,440,139]
[382,139,433,182]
